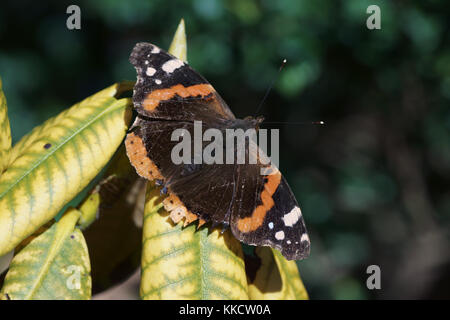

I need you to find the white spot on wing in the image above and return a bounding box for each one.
[151,46,160,53]
[300,233,310,243]
[268,222,274,229]
[146,67,156,76]
[275,231,285,240]
[155,79,162,85]
[282,206,302,227]
[162,59,184,73]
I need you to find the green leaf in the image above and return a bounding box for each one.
[140,184,249,300]
[247,247,308,300]
[0,83,132,257]
[0,208,91,300]
[168,19,187,62]
[0,76,12,174]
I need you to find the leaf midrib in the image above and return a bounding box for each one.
[25,209,80,299]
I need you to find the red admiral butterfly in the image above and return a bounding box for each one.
[125,43,310,260]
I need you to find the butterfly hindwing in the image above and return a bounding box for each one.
[230,164,310,260]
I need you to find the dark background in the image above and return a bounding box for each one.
[0,0,449,299]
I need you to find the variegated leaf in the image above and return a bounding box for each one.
[140,184,249,300]
[0,76,12,174]
[168,19,187,63]
[0,82,133,256]
[0,208,91,300]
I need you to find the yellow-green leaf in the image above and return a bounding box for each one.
[0,208,91,300]
[247,247,308,300]
[0,83,132,257]
[140,184,249,300]
[168,19,187,62]
[0,76,12,174]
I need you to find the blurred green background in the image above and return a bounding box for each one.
[1,0,449,299]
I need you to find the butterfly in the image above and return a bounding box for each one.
[125,43,310,260]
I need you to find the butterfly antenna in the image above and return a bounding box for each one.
[264,121,325,125]
[254,59,287,117]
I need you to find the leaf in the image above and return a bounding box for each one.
[140,184,249,300]
[246,247,308,300]
[79,146,145,293]
[0,208,91,300]
[0,76,12,174]
[168,19,187,63]
[0,82,133,256]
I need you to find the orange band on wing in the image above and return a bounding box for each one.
[237,170,282,233]
[125,132,163,180]
[142,84,214,111]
